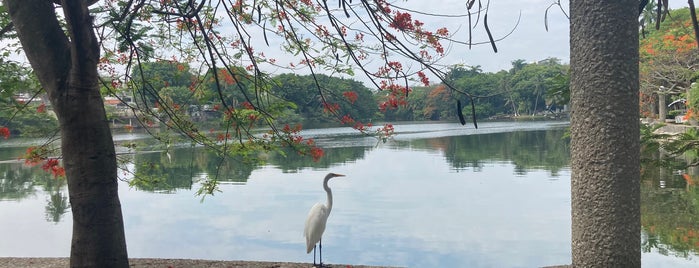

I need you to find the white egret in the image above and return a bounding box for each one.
[304,172,345,267]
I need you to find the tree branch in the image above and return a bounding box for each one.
[0,21,13,39]
[3,0,70,93]
[61,0,100,86]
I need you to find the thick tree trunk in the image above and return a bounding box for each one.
[4,1,129,267]
[570,0,640,267]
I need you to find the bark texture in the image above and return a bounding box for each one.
[570,0,640,267]
[4,0,129,267]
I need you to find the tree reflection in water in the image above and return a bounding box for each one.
[2,124,699,262]
[0,162,70,223]
[641,150,699,259]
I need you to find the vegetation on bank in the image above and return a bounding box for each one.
[1,57,569,138]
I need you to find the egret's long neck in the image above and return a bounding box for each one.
[323,176,333,213]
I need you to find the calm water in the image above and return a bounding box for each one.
[1,121,698,267]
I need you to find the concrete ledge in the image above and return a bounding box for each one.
[0,258,399,268]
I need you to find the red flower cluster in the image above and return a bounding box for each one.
[24,147,44,166]
[247,113,258,121]
[42,158,66,178]
[282,124,303,134]
[353,121,371,132]
[378,81,410,112]
[340,114,371,132]
[22,147,65,178]
[375,0,391,13]
[36,103,46,113]
[417,71,429,86]
[216,133,231,141]
[341,114,355,125]
[436,27,449,37]
[276,124,325,162]
[381,124,395,135]
[342,91,358,104]
[378,124,395,142]
[322,102,340,114]
[387,61,403,72]
[0,127,9,139]
[386,8,447,56]
[309,146,324,162]
[241,101,255,110]
[389,11,413,31]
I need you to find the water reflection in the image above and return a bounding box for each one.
[0,121,697,266]
[641,153,699,260]
[409,130,570,176]
[0,163,70,223]
[1,124,570,195]
[0,164,37,201]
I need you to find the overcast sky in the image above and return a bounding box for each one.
[237,0,572,83]
[397,0,571,73]
[8,1,696,76]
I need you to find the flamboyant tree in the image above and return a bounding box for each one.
[639,8,699,118]
[0,0,500,267]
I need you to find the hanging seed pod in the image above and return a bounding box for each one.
[457,100,466,125]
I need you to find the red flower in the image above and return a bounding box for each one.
[310,147,324,162]
[24,146,44,166]
[53,166,66,177]
[42,158,66,178]
[417,71,429,86]
[0,127,9,139]
[241,101,255,110]
[37,103,46,113]
[436,27,449,37]
[282,124,302,134]
[322,102,340,114]
[342,91,358,104]
[389,12,414,31]
[341,114,355,125]
[387,61,403,72]
[247,113,258,121]
[217,133,231,141]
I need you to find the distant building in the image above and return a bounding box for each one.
[14,93,42,104]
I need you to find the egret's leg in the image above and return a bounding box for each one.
[319,238,323,267]
[313,245,317,266]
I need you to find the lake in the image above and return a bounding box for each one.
[1,121,698,267]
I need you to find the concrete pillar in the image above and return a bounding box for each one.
[570,0,640,266]
[658,92,666,122]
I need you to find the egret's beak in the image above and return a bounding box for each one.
[334,173,345,177]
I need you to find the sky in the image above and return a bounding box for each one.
[0,0,573,93]
[6,1,696,77]
[395,0,570,73]
[242,0,572,78]
[229,0,572,85]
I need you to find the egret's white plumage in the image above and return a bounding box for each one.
[304,202,329,253]
[304,172,345,266]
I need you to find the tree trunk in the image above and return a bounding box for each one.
[570,0,640,267]
[4,1,129,267]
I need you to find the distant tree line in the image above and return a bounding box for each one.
[1,57,569,137]
[125,57,570,126]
